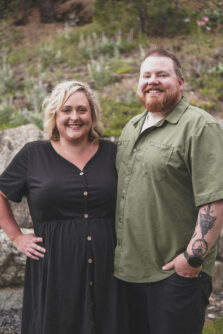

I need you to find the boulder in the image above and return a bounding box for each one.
[212,261,223,292]
[0,124,44,228]
[0,287,23,311]
[0,228,33,287]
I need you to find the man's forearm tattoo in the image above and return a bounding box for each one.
[192,204,217,258]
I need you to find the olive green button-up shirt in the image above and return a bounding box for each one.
[114,97,223,283]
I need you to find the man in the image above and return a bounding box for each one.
[114,46,223,334]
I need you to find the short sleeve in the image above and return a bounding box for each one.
[0,144,28,202]
[188,123,223,206]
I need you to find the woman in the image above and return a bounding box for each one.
[0,81,127,334]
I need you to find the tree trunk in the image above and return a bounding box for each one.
[39,0,55,23]
[14,0,28,25]
[21,0,28,24]
[138,4,149,34]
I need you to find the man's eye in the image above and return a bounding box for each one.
[159,74,167,77]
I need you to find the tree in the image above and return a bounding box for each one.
[14,0,28,25]
[39,0,55,23]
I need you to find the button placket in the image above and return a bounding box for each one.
[80,169,94,289]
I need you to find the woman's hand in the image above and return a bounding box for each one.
[13,233,46,260]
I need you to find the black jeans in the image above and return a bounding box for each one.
[125,272,212,334]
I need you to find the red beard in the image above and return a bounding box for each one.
[143,85,181,113]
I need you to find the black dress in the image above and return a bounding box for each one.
[0,140,126,334]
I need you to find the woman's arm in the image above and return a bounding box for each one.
[0,191,46,260]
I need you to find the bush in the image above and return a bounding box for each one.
[94,0,190,37]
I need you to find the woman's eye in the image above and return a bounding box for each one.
[62,108,71,113]
[79,108,87,113]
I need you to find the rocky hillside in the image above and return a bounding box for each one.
[0,0,223,136]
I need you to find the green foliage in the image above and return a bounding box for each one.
[87,57,118,88]
[101,94,143,137]
[203,318,223,334]
[8,48,28,65]
[94,1,139,34]
[0,54,16,96]
[191,61,223,106]
[78,30,136,60]
[0,101,15,129]
[198,1,223,30]
[146,0,190,36]
[94,0,190,37]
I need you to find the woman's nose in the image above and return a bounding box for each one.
[69,110,78,120]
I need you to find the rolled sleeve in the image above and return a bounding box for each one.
[189,123,223,206]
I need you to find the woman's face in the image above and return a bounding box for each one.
[55,90,93,144]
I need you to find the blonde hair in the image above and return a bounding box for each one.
[43,80,104,142]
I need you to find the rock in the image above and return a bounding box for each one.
[55,0,94,26]
[0,287,23,311]
[0,228,33,287]
[212,261,223,292]
[0,124,44,228]
[214,48,223,60]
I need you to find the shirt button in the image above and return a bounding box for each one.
[89,281,93,286]
[133,148,137,153]
[84,213,88,219]
[80,171,84,176]
[83,191,88,196]
[88,258,93,263]
[119,218,122,224]
[87,236,92,241]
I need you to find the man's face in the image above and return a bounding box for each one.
[137,56,184,113]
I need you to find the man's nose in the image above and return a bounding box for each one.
[147,75,159,84]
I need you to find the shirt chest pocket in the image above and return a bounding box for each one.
[138,142,173,182]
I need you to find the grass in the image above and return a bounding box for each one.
[203,318,223,334]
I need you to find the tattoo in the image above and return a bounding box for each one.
[192,204,217,259]
[199,204,216,238]
[192,231,197,238]
[192,239,208,257]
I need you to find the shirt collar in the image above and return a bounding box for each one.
[132,96,189,128]
[165,97,189,124]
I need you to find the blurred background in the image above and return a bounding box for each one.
[0,0,223,137]
[1,2,223,332]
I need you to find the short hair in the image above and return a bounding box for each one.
[43,80,104,142]
[142,46,183,79]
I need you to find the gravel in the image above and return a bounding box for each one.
[0,292,223,333]
[0,309,22,334]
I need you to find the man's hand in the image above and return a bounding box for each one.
[13,233,46,261]
[162,253,201,278]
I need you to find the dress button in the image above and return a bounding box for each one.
[84,213,88,219]
[87,236,92,241]
[80,171,84,175]
[89,281,93,286]
[83,191,88,196]
[88,258,93,263]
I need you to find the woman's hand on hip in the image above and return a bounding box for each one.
[13,233,46,260]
